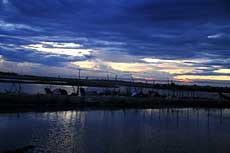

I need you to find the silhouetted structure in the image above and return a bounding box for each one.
[44,88,68,95]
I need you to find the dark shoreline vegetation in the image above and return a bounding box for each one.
[0,145,35,153]
[0,93,230,113]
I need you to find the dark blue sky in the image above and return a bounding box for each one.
[0,0,230,83]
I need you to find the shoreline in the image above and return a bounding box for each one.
[0,93,230,113]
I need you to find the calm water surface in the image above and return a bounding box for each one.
[0,109,230,153]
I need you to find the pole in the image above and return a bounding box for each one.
[78,69,81,96]
[78,69,81,80]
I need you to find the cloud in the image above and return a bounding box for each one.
[0,0,229,84]
[160,69,202,75]
[72,60,99,70]
[127,0,230,22]
[106,62,154,73]
[207,33,223,39]
[0,55,3,63]
[0,59,84,77]
[142,57,211,65]
[22,41,92,57]
[0,20,40,32]
[175,75,230,81]
[0,43,92,66]
[214,69,230,74]
[2,0,8,4]
[72,60,154,73]
[41,42,82,48]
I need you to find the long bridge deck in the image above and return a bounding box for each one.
[0,72,230,93]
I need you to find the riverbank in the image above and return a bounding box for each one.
[0,93,230,113]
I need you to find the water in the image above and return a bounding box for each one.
[0,109,230,153]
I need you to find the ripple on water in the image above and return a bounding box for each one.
[0,109,230,153]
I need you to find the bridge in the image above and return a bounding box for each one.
[0,72,230,93]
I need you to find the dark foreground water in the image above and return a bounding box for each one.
[0,109,230,153]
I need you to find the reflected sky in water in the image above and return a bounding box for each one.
[1,109,230,153]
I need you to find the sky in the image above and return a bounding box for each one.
[0,0,230,85]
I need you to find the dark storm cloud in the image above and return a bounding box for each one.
[0,0,229,75]
[127,0,230,21]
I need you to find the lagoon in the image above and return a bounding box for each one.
[0,109,230,153]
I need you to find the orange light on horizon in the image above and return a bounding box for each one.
[175,75,230,81]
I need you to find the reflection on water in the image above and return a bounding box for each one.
[0,109,230,153]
